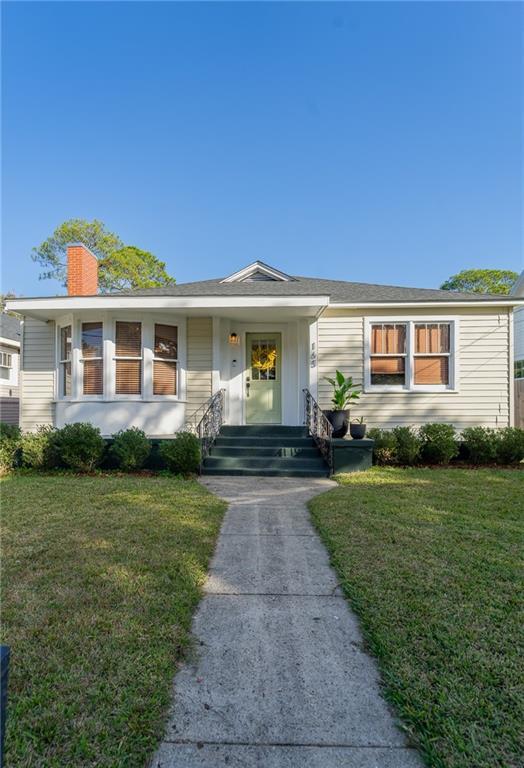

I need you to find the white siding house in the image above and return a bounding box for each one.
[7,247,524,436]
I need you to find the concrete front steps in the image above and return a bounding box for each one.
[202,425,329,477]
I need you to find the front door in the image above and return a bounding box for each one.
[245,333,282,424]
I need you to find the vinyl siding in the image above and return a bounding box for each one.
[318,307,511,429]
[186,317,213,423]
[20,318,56,431]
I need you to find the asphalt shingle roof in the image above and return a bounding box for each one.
[120,275,507,303]
[0,313,21,342]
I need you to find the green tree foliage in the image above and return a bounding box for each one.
[32,219,175,292]
[440,269,518,295]
[99,246,175,292]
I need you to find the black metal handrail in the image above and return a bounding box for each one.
[303,388,334,475]
[196,389,226,473]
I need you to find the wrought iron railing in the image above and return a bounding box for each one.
[303,388,334,475]
[195,389,226,473]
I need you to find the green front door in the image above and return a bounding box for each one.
[245,333,282,424]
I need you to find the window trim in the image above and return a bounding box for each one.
[113,319,143,400]
[152,323,179,397]
[80,321,104,399]
[55,314,187,402]
[0,352,12,369]
[364,317,459,393]
[57,322,73,399]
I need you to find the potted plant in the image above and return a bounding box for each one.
[350,416,367,440]
[323,370,361,438]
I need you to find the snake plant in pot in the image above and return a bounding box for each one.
[323,371,361,438]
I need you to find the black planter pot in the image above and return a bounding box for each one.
[350,423,367,440]
[324,409,349,439]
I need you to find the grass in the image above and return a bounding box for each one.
[0,472,226,768]
[309,467,523,768]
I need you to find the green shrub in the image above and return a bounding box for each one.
[392,426,422,466]
[419,423,458,465]
[20,426,57,469]
[367,428,397,465]
[461,427,497,465]
[0,423,21,474]
[54,422,106,472]
[159,432,200,474]
[494,427,524,465]
[111,428,151,471]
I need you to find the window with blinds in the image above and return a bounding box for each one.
[370,324,407,385]
[153,324,177,395]
[414,323,450,385]
[59,325,72,396]
[81,322,103,395]
[367,320,454,390]
[115,321,142,395]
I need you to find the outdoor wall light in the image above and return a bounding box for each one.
[228,332,240,345]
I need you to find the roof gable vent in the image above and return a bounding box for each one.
[221,261,295,283]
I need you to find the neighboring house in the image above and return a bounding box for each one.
[510,270,524,427]
[6,244,524,438]
[0,313,21,426]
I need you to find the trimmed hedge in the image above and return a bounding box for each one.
[368,423,524,467]
[159,432,201,475]
[111,428,151,471]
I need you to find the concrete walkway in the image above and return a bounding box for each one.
[152,477,422,768]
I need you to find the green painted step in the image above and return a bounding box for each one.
[210,446,320,458]
[220,425,309,437]
[215,436,314,447]
[202,425,329,477]
[202,467,329,477]
[205,457,326,471]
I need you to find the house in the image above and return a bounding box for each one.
[0,313,21,426]
[6,245,523,450]
[510,270,524,427]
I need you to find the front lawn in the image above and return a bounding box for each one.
[310,467,523,768]
[1,473,225,768]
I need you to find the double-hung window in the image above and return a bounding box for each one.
[367,320,455,391]
[153,324,178,395]
[413,323,450,386]
[59,325,72,396]
[115,321,142,395]
[81,322,104,395]
[370,324,407,386]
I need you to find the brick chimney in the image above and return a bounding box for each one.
[67,243,98,296]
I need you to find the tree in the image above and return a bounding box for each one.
[440,269,518,295]
[98,246,175,292]
[31,219,176,292]
[1,292,21,317]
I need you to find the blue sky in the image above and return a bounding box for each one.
[2,1,523,297]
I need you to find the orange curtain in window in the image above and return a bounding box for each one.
[153,361,177,395]
[371,357,405,374]
[414,357,449,385]
[371,325,406,354]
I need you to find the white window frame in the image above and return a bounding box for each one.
[113,318,144,400]
[80,320,105,399]
[55,313,187,402]
[57,321,73,399]
[0,352,12,369]
[364,317,459,393]
[151,322,179,398]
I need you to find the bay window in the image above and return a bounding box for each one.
[115,321,142,395]
[81,322,103,395]
[153,323,177,395]
[57,318,183,400]
[366,319,456,391]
